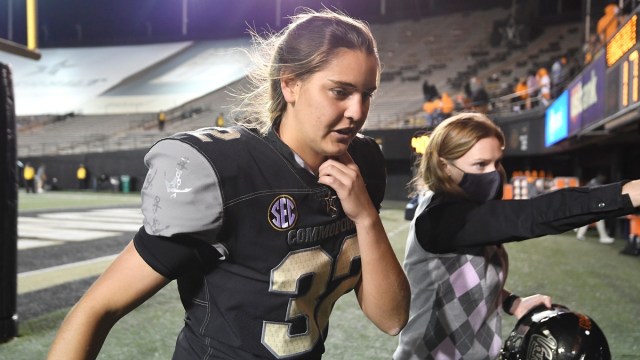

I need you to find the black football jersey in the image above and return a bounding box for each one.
[134,125,386,359]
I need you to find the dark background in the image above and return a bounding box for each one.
[1,0,600,48]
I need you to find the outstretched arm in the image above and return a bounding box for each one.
[420,180,640,254]
[318,153,410,336]
[48,241,170,360]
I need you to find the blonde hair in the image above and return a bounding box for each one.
[411,112,506,196]
[231,8,380,134]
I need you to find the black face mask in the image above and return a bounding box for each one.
[450,163,503,202]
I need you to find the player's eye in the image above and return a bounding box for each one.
[473,162,487,170]
[331,88,349,98]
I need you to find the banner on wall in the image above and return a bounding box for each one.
[568,55,606,134]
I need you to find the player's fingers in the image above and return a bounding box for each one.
[319,159,356,186]
[318,169,352,194]
[528,294,552,310]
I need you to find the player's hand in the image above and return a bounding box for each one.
[512,294,552,319]
[318,152,376,224]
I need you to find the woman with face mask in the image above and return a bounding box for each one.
[393,112,640,360]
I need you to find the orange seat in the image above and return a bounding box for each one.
[628,215,640,237]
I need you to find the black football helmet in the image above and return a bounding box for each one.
[500,304,610,360]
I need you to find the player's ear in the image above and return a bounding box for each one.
[280,74,299,104]
[439,157,451,177]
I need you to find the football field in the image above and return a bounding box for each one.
[1,191,639,359]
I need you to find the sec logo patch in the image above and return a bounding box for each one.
[268,195,298,230]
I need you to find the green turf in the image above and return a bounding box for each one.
[502,234,640,359]
[2,196,640,359]
[0,284,184,359]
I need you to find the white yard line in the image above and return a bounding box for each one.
[18,254,118,294]
[386,221,410,239]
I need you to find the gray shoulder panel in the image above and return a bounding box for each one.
[140,138,223,242]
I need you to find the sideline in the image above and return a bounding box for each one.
[386,221,410,238]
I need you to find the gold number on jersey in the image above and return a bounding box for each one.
[185,127,241,142]
[262,235,360,358]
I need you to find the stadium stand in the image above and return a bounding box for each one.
[368,7,511,128]
[483,22,583,113]
[7,5,613,157]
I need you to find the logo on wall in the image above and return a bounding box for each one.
[268,195,298,231]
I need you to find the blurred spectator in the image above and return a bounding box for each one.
[583,33,599,64]
[467,77,490,113]
[454,92,470,112]
[421,92,454,126]
[23,162,36,193]
[537,67,551,106]
[597,3,620,45]
[422,80,439,101]
[513,77,528,112]
[440,92,454,116]
[422,98,442,126]
[36,165,47,193]
[525,69,539,109]
[216,112,225,127]
[551,56,567,98]
[157,111,167,131]
[77,163,88,190]
[422,100,437,116]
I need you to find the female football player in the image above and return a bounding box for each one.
[49,9,410,359]
[393,112,640,360]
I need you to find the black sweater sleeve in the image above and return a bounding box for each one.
[416,182,636,254]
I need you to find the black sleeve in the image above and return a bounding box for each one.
[133,226,204,279]
[417,182,636,254]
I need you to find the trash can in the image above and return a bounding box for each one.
[120,175,131,193]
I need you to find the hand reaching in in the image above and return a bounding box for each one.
[511,294,553,319]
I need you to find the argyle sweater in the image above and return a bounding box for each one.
[394,192,507,360]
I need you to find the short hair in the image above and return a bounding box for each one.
[411,112,506,196]
[233,8,380,133]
